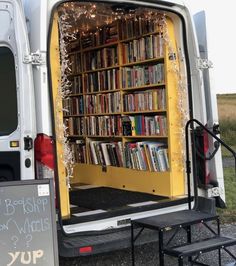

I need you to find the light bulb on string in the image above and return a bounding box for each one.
[56,11,77,184]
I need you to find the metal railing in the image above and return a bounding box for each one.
[185,119,236,210]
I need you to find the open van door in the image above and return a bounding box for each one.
[193,11,225,202]
[0,0,36,181]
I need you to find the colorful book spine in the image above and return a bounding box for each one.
[86,115,122,136]
[81,22,118,48]
[122,63,164,88]
[88,140,123,167]
[122,115,167,136]
[84,69,119,93]
[123,88,166,112]
[70,140,87,163]
[65,117,85,136]
[121,34,163,64]
[123,141,169,172]
[121,17,159,40]
[85,92,121,114]
[69,53,82,74]
[83,46,118,71]
[63,96,84,115]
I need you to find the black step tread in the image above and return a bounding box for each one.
[164,236,236,257]
[132,210,218,230]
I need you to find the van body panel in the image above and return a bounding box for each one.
[23,0,52,136]
[0,0,36,181]
[193,10,225,199]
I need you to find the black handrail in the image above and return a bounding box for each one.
[185,119,236,210]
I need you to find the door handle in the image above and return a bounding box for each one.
[24,136,33,151]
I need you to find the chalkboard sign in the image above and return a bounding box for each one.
[0,179,59,266]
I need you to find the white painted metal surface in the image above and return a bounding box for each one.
[0,0,36,180]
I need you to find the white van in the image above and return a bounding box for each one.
[0,0,227,257]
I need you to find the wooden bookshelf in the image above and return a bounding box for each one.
[123,110,166,114]
[85,89,121,95]
[62,16,185,198]
[81,41,119,52]
[84,65,119,74]
[120,30,161,43]
[122,57,163,67]
[64,114,84,117]
[122,83,165,91]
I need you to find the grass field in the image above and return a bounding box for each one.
[217,94,236,154]
[218,168,236,223]
[217,94,236,222]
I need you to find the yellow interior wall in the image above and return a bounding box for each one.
[165,18,185,196]
[72,164,171,196]
[50,12,70,219]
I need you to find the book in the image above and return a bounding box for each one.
[89,141,98,164]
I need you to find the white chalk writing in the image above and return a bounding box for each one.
[7,250,44,266]
[0,197,48,216]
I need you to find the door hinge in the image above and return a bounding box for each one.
[24,136,33,151]
[207,187,222,198]
[23,50,46,66]
[197,58,213,69]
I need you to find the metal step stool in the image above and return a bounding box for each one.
[164,236,236,265]
[131,208,220,266]
[131,202,236,266]
[130,120,235,265]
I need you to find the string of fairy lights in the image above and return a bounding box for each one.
[57,14,76,186]
[57,2,188,186]
[160,15,189,172]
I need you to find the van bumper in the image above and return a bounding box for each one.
[58,226,159,257]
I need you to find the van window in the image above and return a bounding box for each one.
[0,47,18,136]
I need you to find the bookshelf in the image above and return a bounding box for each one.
[63,16,185,198]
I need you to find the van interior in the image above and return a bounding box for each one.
[49,1,190,224]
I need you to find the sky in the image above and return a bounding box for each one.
[187,0,236,94]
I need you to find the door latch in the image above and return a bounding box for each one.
[24,136,33,151]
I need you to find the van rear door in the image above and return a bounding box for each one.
[193,11,225,200]
[0,0,36,181]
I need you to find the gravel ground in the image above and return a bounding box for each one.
[59,223,236,266]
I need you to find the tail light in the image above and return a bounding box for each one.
[203,129,210,185]
[194,127,210,187]
[34,134,55,179]
[79,246,93,254]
